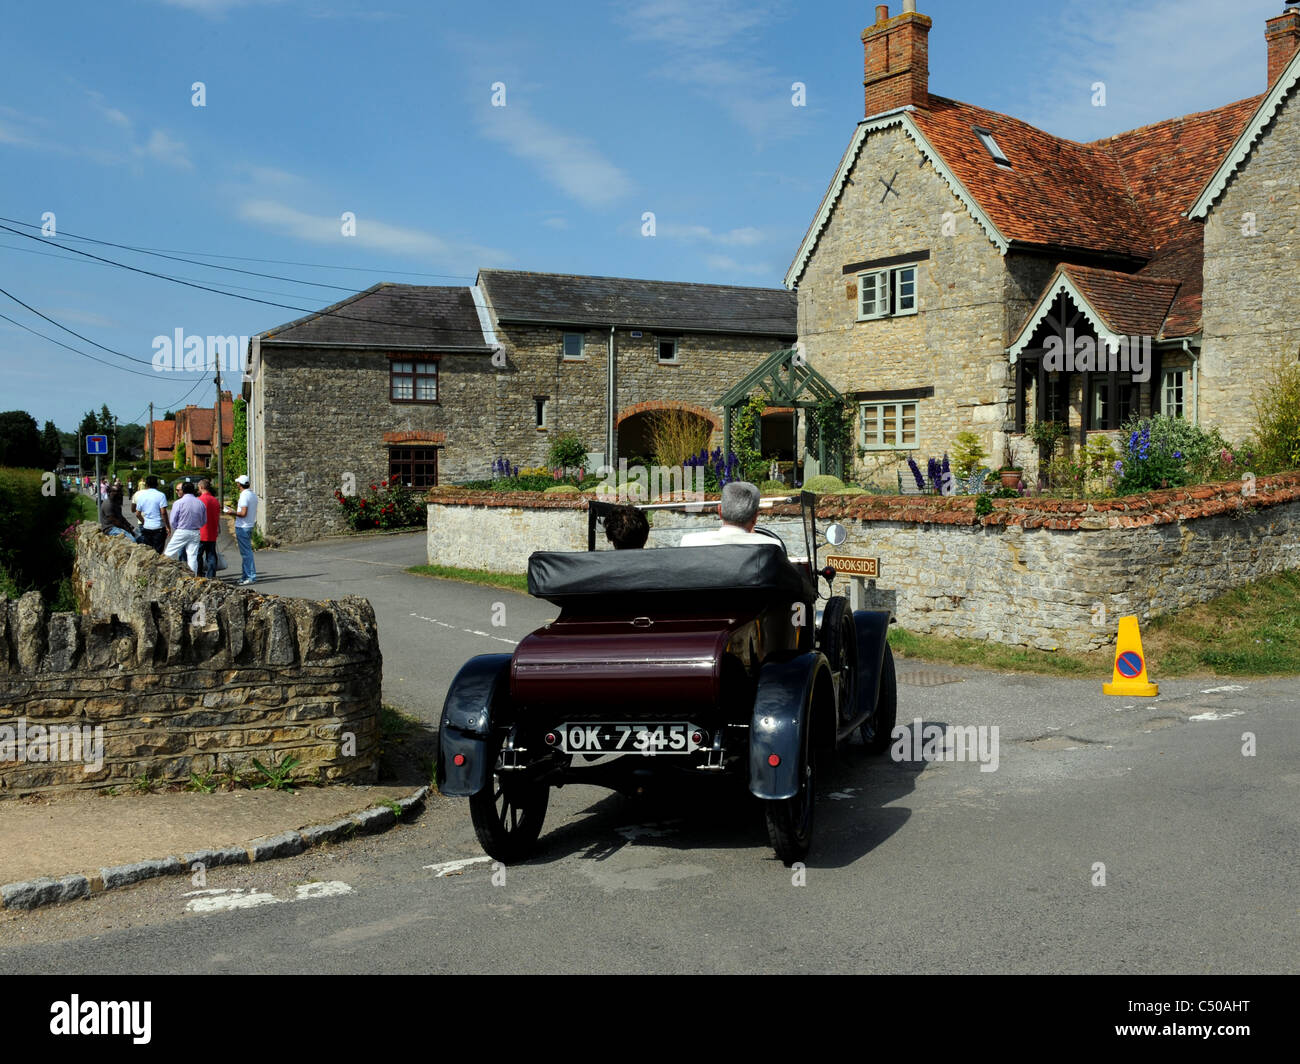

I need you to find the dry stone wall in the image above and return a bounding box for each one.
[0,527,380,798]
[427,473,1300,652]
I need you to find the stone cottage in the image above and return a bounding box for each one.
[787,1,1300,484]
[247,273,795,543]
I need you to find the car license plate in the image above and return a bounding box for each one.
[559,723,700,755]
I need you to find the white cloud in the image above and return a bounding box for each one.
[541,216,569,230]
[87,92,132,131]
[659,223,765,247]
[703,253,775,277]
[135,129,193,170]
[478,103,633,208]
[619,0,801,139]
[1017,0,1277,140]
[237,198,506,265]
[155,0,284,14]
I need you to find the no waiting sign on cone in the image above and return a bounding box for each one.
[1103,615,1159,697]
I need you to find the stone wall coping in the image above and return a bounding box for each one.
[427,471,1300,530]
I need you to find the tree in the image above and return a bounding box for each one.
[0,411,44,468]
[163,411,175,421]
[226,397,248,478]
[41,420,63,469]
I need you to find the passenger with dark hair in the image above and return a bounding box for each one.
[604,505,649,549]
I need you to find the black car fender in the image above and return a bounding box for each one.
[749,652,833,800]
[436,653,513,797]
[849,609,892,728]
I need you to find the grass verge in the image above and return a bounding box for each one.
[68,495,97,522]
[407,563,528,593]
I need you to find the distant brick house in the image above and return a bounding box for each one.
[145,393,234,468]
[787,2,1300,484]
[247,273,795,543]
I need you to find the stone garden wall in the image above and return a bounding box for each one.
[0,526,381,798]
[426,473,1300,652]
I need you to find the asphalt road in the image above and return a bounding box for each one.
[1,532,1295,974]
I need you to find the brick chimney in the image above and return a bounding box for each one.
[862,1,932,116]
[1266,7,1300,87]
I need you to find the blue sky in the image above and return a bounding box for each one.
[0,0,1285,431]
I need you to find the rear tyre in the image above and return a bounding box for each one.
[468,737,549,863]
[859,643,897,755]
[765,724,815,865]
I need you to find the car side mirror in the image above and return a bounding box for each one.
[824,523,847,547]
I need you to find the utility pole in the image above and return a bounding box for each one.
[214,367,225,512]
[147,402,153,477]
[111,414,117,477]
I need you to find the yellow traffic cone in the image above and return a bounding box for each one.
[1103,615,1159,696]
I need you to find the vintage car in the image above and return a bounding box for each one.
[437,492,897,864]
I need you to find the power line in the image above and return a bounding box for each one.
[0,284,155,366]
[0,311,161,378]
[0,241,353,302]
[0,216,477,281]
[0,221,801,334]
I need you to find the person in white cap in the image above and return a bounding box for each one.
[224,474,259,585]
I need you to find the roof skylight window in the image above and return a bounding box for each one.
[973,127,1011,168]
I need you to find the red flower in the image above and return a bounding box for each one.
[359,500,366,508]
[370,484,377,491]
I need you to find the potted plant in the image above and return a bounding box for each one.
[995,429,1025,488]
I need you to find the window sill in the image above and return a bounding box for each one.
[389,399,440,405]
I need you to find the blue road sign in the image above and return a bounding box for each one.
[86,434,108,455]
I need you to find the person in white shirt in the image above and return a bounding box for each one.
[224,474,259,585]
[680,481,775,547]
[131,475,171,554]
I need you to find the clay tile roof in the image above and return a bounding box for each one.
[1060,264,1181,338]
[218,399,234,446]
[909,93,1263,261]
[152,421,175,448]
[188,409,214,443]
[911,96,1147,258]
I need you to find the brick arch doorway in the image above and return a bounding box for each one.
[616,402,718,463]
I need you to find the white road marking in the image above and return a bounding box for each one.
[183,881,355,913]
[424,856,492,877]
[826,789,860,801]
[1201,685,1246,694]
[1189,709,1245,721]
[410,612,518,646]
[295,881,355,900]
[184,888,283,913]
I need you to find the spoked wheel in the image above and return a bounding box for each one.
[859,643,897,755]
[819,597,858,724]
[765,724,816,866]
[468,738,549,863]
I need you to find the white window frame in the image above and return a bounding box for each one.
[859,400,919,450]
[656,337,679,364]
[562,332,585,360]
[857,264,920,321]
[1160,368,1185,418]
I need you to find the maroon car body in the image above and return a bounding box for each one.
[437,494,896,864]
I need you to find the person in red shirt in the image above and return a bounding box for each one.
[197,478,222,579]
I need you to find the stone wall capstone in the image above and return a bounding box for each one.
[427,474,1300,652]
[0,527,381,798]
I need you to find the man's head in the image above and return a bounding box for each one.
[180,481,197,496]
[198,478,212,495]
[109,485,123,501]
[235,474,250,489]
[145,475,159,490]
[719,481,761,531]
[604,505,649,549]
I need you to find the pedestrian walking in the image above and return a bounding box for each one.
[197,478,221,579]
[165,481,206,573]
[225,474,259,585]
[133,475,170,553]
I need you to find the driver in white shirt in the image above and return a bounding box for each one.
[680,481,774,546]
